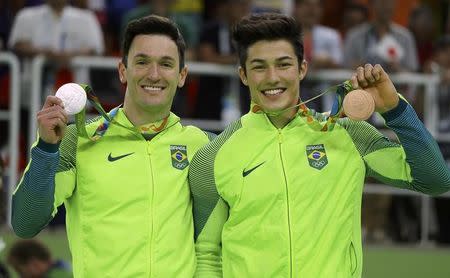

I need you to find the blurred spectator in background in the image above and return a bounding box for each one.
[0,0,27,163]
[70,0,109,52]
[293,0,342,70]
[408,4,437,72]
[7,239,72,278]
[194,0,252,120]
[340,2,369,38]
[252,0,293,14]
[120,0,197,59]
[170,0,204,48]
[343,0,418,73]
[67,0,121,116]
[8,0,104,75]
[0,0,26,50]
[106,0,137,51]
[427,35,450,132]
[292,0,343,111]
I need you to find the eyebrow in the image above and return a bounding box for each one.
[249,56,295,64]
[133,54,176,62]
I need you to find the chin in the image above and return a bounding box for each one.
[262,103,290,112]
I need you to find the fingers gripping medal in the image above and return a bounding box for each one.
[55,83,87,115]
[343,89,375,121]
[55,83,139,141]
[54,83,114,141]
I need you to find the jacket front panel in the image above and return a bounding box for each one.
[215,113,365,278]
[62,111,208,277]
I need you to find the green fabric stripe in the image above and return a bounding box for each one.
[203,131,218,142]
[189,120,242,240]
[338,118,398,156]
[12,147,59,238]
[57,124,78,173]
[385,103,450,195]
[58,116,102,172]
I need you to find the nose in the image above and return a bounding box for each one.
[266,66,280,83]
[147,63,160,81]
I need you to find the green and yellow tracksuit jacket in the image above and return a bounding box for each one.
[12,110,214,277]
[189,98,450,278]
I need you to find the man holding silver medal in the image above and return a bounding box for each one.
[189,13,450,277]
[11,15,214,277]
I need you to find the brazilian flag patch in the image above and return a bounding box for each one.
[306,144,328,170]
[170,145,189,170]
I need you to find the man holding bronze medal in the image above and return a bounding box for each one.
[189,13,450,277]
[11,15,214,277]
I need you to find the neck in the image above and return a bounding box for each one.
[49,4,64,16]
[123,104,169,126]
[267,108,297,129]
[373,21,390,35]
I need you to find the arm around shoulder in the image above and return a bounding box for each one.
[189,144,227,277]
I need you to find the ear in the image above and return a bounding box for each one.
[118,61,127,84]
[177,66,188,88]
[299,59,308,80]
[239,66,248,86]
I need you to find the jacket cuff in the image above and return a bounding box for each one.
[381,98,408,122]
[37,138,60,153]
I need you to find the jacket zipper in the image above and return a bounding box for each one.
[147,146,155,277]
[278,130,293,277]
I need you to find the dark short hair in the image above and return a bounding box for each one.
[7,239,51,267]
[232,13,304,72]
[122,15,186,71]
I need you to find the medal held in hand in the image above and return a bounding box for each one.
[55,83,87,115]
[342,89,375,121]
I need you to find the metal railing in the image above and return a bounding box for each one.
[0,52,21,227]
[6,54,450,245]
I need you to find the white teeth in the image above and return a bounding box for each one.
[263,89,284,95]
[142,86,163,91]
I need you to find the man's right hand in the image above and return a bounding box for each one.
[37,96,68,144]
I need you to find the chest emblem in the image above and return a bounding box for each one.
[306,144,328,170]
[170,145,189,170]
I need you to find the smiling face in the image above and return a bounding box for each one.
[118,34,187,125]
[240,39,307,126]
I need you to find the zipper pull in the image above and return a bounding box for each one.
[278,129,283,143]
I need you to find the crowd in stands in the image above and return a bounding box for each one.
[0,0,449,122]
[0,0,450,261]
